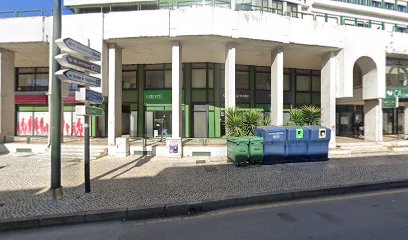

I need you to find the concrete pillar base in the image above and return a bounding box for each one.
[364,99,383,142]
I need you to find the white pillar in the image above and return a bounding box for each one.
[404,106,408,135]
[321,52,337,146]
[364,99,383,142]
[172,41,182,139]
[225,44,236,109]
[0,49,15,140]
[270,48,283,126]
[108,44,122,145]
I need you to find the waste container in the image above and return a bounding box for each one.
[305,126,331,161]
[227,137,250,166]
[286,126,309,162]
[248,136,264,164]
[255,127,286,164]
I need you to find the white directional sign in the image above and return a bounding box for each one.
[75,88,104,104]
[75,105,104,116]
[56,38,101,61]
[55,69,101,87]
[56,53,101,74]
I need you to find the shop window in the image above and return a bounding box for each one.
[296,92,311,105]
[236,65,249,89]
[284,74,291,91]
[164,70,172,88]
[123,71,137,89]
[256,71,271,90]
[208,68,214,89]
[192,69,207,88]
[16,67,49,92]
[145,70,164,89]
[296,75,311,91]
[312,76,321,92]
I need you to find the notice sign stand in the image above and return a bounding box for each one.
[166,138,182,157]
[55,38,103,193]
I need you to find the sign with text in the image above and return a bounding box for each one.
[75,88,104,104]
[56,38,101,61]
[56,69,101,87]
[386,87,408,99]
[383,97,398,108]
[56,53,101,74]
[75,105,104,116]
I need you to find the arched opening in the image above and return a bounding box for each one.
[336,56,382,141]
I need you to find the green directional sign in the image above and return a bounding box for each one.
[383,97,398,109]
[296,129,304,139]
[75,105,104,116]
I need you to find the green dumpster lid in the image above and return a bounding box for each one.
[227,137,250,143]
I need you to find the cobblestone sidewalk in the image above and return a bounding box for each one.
[1,153,408,220]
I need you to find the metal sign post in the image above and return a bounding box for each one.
[56,38,102,193]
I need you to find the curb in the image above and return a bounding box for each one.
[2,179,408,232]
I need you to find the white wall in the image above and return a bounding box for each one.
[0,17,46,43]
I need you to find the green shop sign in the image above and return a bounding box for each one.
[383,97,398,109]
[144,90,184,104]
[386,87,408,99]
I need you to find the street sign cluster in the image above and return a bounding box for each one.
[54,38,104,193]
[55,38,104,115]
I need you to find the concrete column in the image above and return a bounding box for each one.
[364,99,383,142]
[172,41,182,139]
[0,49,15,140]
[108,44,122,145]
[270,48,283,126]
[225,44,236,109]
[321,52,337,146]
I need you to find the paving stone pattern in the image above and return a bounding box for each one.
[0,153,408,220]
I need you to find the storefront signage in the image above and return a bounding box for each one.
[386,87,408,99]
[56,69,101,87]
[75,105,104,116]
[75,88,104,104]
[56,38,101,61]
[56,53,101,74]
[383,97,398,109]
[144,90,184,105]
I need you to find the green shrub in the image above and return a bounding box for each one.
[225,108,269,137]
[284,105,321,126]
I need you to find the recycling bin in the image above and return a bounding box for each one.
[227,137,250,166]
[248,136,264,164]
[286,127,309,162]
[255,127,286,164]
[305,126,331,161]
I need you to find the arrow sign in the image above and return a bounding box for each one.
[75,105,104,116]
[55,69,101,87]
[56,38,101,61]
[75,88,104,104]
[56,53,101,74]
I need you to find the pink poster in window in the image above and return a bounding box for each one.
[17,112,33,136]
[33,112,49,136]
[63,112,73,136]
[72,114,84,137]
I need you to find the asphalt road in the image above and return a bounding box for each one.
[2,189,408,240]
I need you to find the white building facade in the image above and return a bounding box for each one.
[1,0,408,146]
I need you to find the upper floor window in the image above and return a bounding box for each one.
[16,67,49,92]
[384,2,394,10]
[372,1,382,8]
[122,65,138,89]
[145,64,172,89]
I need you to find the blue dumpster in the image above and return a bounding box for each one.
[255,127,286,164]
[305,126,331,161]
[286,126,309,162]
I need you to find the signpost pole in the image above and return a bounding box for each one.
[50,0,62,191]
[84,111,91,193]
